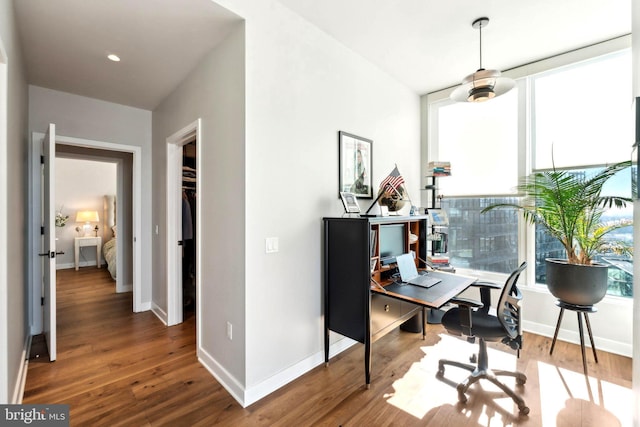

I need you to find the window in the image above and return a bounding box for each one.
[428,48,633,297]
[440,197,519,274]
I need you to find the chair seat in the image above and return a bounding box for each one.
[441,307,506,341]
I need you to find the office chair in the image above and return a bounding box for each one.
[436,262,529,415]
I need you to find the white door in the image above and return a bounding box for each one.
[42,124,57,361]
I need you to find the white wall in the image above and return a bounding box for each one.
[28,86,153,304]
[209,0,421,405]
[54,158,117,268]
[0,0,29,404]
[152,20,247,396]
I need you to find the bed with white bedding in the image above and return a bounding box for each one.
[103,195,117,280]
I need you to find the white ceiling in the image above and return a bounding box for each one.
[14,0,242,109]
[278,0,632,94]
[14,0,631,109]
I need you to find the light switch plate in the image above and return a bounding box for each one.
[265,237,279,253]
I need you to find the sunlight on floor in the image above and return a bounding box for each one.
[538,361,632,426]
[384,334,522,423]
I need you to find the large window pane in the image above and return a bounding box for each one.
[440,198,519,274]
[533,51,631,170]
[432,89,518,196]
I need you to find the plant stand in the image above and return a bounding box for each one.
[549,300,598,376]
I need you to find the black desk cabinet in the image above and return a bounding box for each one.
[323,215,428,386]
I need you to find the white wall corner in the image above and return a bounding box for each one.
[197,346,246,406]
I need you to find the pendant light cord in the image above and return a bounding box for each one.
[478,21,483,70]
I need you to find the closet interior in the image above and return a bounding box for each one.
[182,140,196,316]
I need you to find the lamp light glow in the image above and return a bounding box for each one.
[76,210,99,236]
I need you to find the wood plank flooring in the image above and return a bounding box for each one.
[23,267,633,426]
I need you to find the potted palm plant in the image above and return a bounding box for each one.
[481,160,632,306]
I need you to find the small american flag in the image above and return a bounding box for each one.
[379,166,405,191]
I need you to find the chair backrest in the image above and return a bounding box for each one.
[497,262,527,340]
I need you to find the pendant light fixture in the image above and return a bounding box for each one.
[450,17,515,103]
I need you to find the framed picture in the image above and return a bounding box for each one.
[340,191,361,213]
[339,131,373,199]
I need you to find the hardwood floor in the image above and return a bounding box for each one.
[23,268,632,426]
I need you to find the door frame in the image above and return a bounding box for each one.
[166,119,201,327]
[28,133,143,334]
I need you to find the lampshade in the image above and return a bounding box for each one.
[76,210,99,223]
[450,17,515,103]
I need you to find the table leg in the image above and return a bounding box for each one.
[365,336,371,389]
[74,243,80,271]
[96,242,102,268]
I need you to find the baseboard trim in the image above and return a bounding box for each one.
[12,335,31,404]
[197,347,245,406]
[151,303,168,325]
[194,336,357,408]
[243,336,357,407]
[523,320,632,357]
[56,262,105,270]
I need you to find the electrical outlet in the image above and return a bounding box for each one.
[226,321,233,340]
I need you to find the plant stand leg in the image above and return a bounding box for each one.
[550,307,565,355]
[577,312,588,376]
[584,312,598,363]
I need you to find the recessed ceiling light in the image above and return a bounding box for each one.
[107,54,121,62]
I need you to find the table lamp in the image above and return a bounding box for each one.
[76,210,99,237]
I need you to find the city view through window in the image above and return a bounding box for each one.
[441,166,634,298]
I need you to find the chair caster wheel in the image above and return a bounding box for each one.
[519,405,530,415]
[469,354,477,363]
[516,377,526,385]
[436,369,444,378]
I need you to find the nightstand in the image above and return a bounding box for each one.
[74,236,102,270]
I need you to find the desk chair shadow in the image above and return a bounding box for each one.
[436,262,529,415]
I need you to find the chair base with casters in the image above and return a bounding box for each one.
[437,338,529,415]
[436,262,530,416]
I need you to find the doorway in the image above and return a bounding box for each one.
[166,119,201,327]
[28,132,143,336]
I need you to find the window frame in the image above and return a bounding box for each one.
[424,39,632,294]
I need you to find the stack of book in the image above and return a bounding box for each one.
[426,161,451,177]
[427,254,452,270]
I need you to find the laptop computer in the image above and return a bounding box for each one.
[396,253,441,288]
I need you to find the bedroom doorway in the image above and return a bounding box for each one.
[29,132,143,336]
[166,119,201,327]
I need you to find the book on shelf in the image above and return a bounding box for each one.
[370,229,378,257]
[426,161,451,177]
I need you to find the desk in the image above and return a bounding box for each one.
[323,216,476,387]
[74,236,102,270]
[364,271,476,385]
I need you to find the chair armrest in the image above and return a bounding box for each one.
[471,280,501,290]
[470,280,501,312]
[448,297,482,335]
[449,297,483,309]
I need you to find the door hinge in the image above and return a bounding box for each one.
[41,297,44,306]
[41,226,45,235]
[40,155,44,164]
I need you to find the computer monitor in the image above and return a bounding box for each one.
[379,224,405,266]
